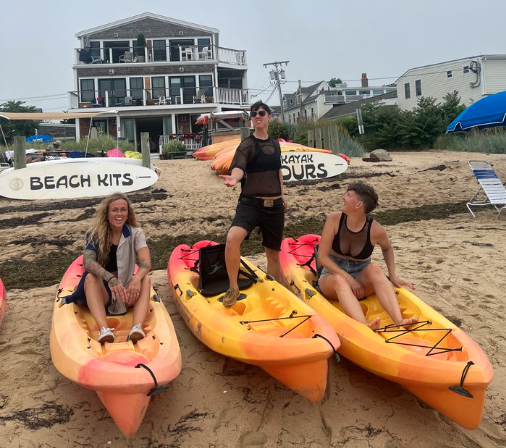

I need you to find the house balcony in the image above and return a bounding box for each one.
[69,86,250,110]
[75,44,246,67]
[324,94,370,104]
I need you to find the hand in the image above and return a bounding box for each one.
[390,274,415,290]
[282,197,288,208]
[125,278,142,306]
[219,174,237,187]
[348,277,365,299]
[108,277,128,303]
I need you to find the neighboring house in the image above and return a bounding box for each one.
[282,74,396,123]
[321,91,398,120]
[396,54,506,110]
[71,12,249,152]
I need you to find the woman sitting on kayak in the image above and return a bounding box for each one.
[318,182,418,330]
[74,193,151,344]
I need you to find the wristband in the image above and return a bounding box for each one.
[107,275,116,283]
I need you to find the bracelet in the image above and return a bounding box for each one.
[107,275,116,283]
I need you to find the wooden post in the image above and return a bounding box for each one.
[330,125,340,155]
[140,132,150,168]
[322,126,330,150]
[307,129,315,148]
[314,128,322,149]
[240,127,250,141]
[14,136,27,170]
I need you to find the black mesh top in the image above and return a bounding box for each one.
[332,213,375,260]
[230,136,282,198]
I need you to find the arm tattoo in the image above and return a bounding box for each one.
[139,261,150,270]
[83,249,113,281]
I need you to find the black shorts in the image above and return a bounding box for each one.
[230,197,285,251]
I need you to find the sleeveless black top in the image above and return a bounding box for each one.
[332,213,374,260]
[104,244,118,272]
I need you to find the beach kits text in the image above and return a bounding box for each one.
[30,173,134,190]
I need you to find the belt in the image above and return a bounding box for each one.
[239,197,283,208]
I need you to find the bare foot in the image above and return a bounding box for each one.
[398,317,418,326]
[367,317,381,330]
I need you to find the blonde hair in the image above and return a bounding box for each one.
[86,193,139,266]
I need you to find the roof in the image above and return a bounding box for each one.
[321,91,397,120]
[395,54,506,83]
[76,12,219,38]
[300,81,324,96]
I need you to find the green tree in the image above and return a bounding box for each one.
[268,120,294,141]
[0,101,39,143]
[328,77,343,87]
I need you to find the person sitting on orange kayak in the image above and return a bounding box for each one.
[318,182,418,330]
[69,193,151,344]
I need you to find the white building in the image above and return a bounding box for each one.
[396,55,506,110]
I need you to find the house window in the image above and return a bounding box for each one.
[153,40,167,62]
[415,80,422,96]
[199,75,213,97]
[152,76,166,100]
[311,108,314,116]
[130,77,143,100]
[80,79,95,102]
[463,66,470,74]
[447,71,453,78]
[404,83,410,99]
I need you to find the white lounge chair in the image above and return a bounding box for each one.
[467,160,506,219]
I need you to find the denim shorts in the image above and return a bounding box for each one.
[320,254,371,278]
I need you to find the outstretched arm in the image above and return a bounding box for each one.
[219,167,244,187]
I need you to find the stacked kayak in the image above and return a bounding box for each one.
[168,240,340,402]
[279,234,494,429]
[193,139,240,160]
[50,256,182,438]
[0,278,6,327]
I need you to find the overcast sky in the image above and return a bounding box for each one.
[1,0,505,112]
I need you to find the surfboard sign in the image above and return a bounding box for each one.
[281,151,348,182]
[0,158,158,200]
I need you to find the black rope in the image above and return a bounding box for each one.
[313,333,341,362]
[240,312,312,338]
[135,363,170,396]
[449,361,475,398]
[374,320,463,357]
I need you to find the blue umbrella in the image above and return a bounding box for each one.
[26,134,53,142]
[446,90,506,133]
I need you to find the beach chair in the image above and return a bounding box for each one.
[467,160,506,219]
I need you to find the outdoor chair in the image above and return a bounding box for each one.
[467,160,506,219]
[183,47,194,61]
[198,46,211,60]
[193,89,206,104]
[119,51,136,63]
[90,55,103,64]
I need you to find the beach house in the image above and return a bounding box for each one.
[282,74,396,123]
[396,55,506,110]
[70,12,249,153]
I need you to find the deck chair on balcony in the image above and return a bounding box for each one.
[193,89,206,104]
[119,51,136,63]
[467,160,506,219]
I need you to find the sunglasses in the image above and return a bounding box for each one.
[251,110,267,117]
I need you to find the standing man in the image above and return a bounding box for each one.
[219,101,287,306]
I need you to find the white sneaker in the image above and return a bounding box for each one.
[129,324,145,343]
[98,327,115,344]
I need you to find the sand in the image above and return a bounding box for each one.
[0,151,505,447]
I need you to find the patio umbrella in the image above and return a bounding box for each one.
[446,90,506,133]
[26,134,53,142]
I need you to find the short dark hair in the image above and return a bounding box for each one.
[347,182,378,214]
[250,101,271,115]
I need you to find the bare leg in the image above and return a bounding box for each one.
[356,263,418,327]
[265,247,284,285]
[225,226,248,291]
[319,273,380,329]
[132,276,151,327]
[84,273,110,329]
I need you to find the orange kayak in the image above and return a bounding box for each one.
[50,256,182,438]
[168,240,340,402]
[0,278,6,327]
[280,235,494,429]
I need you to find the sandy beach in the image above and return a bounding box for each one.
[0,151,505,447]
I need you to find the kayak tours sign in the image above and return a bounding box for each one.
[0,159,158,200]
[281,151,348,182]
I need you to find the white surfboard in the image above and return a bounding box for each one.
[0,158,159,200]
[281,151,348,182]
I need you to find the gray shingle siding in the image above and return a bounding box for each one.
[76,64,215,78]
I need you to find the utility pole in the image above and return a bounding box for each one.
[263,60,289,122]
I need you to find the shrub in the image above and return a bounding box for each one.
[162,140,186,155]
